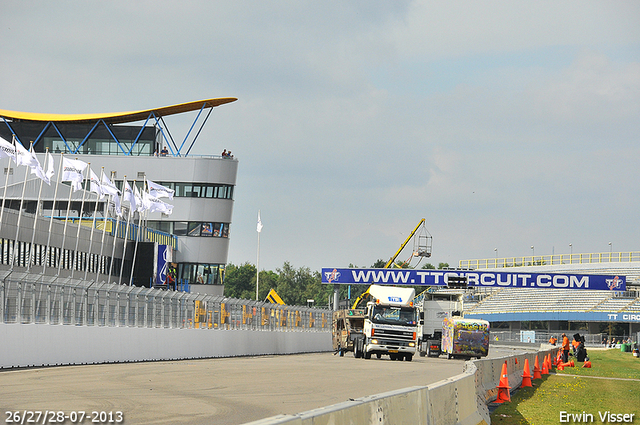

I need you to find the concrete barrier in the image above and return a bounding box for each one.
[244,347,562,425]
[0,323,332,368]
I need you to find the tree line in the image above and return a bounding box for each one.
[223,260,450,308]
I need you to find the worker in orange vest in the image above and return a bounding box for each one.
[549,336,557,346]
[561,333,570,363]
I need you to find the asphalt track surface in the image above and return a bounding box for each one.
[0,349,518,425]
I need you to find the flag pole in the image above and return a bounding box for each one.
[107,184,122,283]
[118,176,132,285]
[95,169,111,285]
[70,163,90,279]
[27,148,49,272]
[84,167,104,281]
[43,152,64,275]
[57,158,80,276]
[10,145,31,270]
[256,210,262,301]
[0,136,17,235]
[128,179,143,287]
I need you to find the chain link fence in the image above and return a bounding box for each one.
[1,274,331,332]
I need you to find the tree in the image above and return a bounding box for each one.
[223,262,256,300]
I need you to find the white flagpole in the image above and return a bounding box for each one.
[129,180,143,287]
[27,148,49,272]
[10,146,31,270]
[0,136,16,235]
[43,152,64,275]
[57,159,78,276]
[96,169,111,284]
[70,163,90,279]
[84,167,104,281]
[107,185,122,283]
[256,210,262,301]
[118,177,132,285]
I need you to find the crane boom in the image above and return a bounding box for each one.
[384,218,430,268]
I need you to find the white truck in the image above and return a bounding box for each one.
[417,297,462,357]
[349,285,418,361]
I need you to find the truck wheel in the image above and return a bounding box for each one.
[364,351,371,359]
[339,349,344,357]
[405,354,413,362]
[447,353,453,360]
[376,353,382,359]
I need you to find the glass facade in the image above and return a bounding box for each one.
[178,263,224,285]
[148,221,230,238]
[0,122,158,156]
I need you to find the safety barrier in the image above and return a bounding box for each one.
[0,273,330,331]
[0,273,333,369]
[244,345,560,425]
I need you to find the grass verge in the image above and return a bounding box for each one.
[491,349,640,424]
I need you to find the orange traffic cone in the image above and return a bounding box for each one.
[542,355,549,375]
[560,361,574,368]
[557,361,564,371]
[569,360,575,368]
[521,358,533,387]
[495,361,511,403]
[533,355,542,379]
[583,361,592,368]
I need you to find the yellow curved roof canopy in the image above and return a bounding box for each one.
[0,97,237,124]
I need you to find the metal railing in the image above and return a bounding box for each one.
[460,251,640,270]
[1,276,331,331]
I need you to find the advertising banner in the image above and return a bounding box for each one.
[156,244,173,285]
[321,268,626,291]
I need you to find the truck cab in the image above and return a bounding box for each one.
[354,285,418,361]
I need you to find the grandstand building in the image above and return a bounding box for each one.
[0,98,237,296]
[459,257,640,340]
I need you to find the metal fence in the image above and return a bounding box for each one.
[460,251,640,270]
[1,276,331,331]
[490,330,637,346]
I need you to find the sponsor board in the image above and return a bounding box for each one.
[321,268,626,291]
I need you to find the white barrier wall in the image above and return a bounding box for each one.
[245,346,561,425]
[0,323,332,369]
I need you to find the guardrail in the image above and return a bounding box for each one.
[460,251,640,270]
[0,274,330,332]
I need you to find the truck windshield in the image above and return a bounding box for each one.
[371,305,416,326]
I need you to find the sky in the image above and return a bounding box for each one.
[1,1,639,273]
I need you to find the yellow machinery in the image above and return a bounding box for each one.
[384,218,432,268]
[266,288,285,305]
[351,219,432,309]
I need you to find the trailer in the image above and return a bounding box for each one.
[441,317,490,359]
[332,309,365,356]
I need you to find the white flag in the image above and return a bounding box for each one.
[123,180,137,212]
[134,184,146,212]
[89,169,103,198]
[147,180,174,200]
[144,190,173,215]
[15,142,40,169]
[62,157,88,192]
[0,137,17,161]
[27,149,48,183]
[44,151,55,184]
[100,173,120,198]
[257,211,263,233]
[109,193,122,217]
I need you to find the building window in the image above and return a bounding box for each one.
[178,263,224,285]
